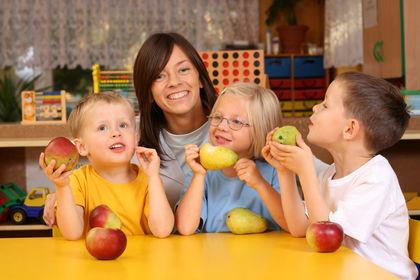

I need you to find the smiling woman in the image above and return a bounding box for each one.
[132,33,217,208]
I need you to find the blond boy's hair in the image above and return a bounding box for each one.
[213,83,282,159]
[68,93,134,137]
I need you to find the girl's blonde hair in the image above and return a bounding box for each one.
[68,92,134,137]
[212,82,282,159]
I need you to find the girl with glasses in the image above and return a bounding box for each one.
[176,82,289,234]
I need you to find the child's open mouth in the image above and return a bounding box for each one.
[109,143,125,152]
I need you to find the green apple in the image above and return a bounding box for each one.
[199,143,239,170]
[272,125,298,145]
[226,208,268,234]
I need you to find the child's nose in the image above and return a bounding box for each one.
[217,118,229,130]
[111,127,122,137]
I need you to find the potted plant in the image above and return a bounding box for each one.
[0,68,42,122]
[265,0,308,54]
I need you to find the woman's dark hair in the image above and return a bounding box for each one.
[133,32,217,160]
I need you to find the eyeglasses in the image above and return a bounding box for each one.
[208,115,251,131]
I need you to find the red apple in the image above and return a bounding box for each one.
[44,136,79,171]
[89,204,122,229]
[85,227,127,260]
[306,221,344,253]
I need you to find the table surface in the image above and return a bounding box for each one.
[0,231,397,280]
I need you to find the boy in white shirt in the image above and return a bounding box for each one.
[263,72,418,279]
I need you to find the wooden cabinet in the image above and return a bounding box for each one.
[363,0,420,90]
[362,0,402,78]
[403,0,420,90]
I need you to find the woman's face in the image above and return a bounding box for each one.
[151,45,203,118]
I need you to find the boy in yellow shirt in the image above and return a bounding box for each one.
[39,93,174,240]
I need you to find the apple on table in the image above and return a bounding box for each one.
[85,227,127,260]
[306,221,344,253]
[85,204,127,260]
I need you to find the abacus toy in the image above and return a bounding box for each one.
[92,64,138,112]
[21,90,67,124]
[199,50,267,94]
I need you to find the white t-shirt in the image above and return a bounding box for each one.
[319,155,417,280]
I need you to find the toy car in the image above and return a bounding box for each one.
[0,183,50,224]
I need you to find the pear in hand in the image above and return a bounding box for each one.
[199,143,239,170]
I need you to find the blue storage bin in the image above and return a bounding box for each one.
[294,56,324,78]
[265,57,291,78]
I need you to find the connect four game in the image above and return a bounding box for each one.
[199,50,267,94]
[21,90,67,124]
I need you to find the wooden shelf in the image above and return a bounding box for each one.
[0,224,51,231]
[0,224,52,237]
[0,138,51,148]
[401,131,420,140]
[0,123,71,148]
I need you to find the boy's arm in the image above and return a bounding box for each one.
[146,174,174,238]
[276,169,308,237]
[136,147,174,238]
[39,152,84,240]
[269,135,331,223]
[56,187,85,240]
[175,173,206,235]
[297,164,330,223]
[175,144,207,235]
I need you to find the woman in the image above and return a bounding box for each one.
[132,32,217,208]
[43,33,217,225]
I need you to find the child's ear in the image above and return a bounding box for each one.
[74,138,88,157]
[343,118,360,140]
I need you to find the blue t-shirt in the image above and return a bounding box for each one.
[180,160,281,233]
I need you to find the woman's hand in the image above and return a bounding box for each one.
[184,144,206,175]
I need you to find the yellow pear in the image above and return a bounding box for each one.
[226,208,268,234]
[199,143,239,170]
[272,125,298,145]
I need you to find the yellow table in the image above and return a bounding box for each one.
[0,232,396,280]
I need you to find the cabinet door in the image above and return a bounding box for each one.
[362,0,402,78]
[404,0,420,90]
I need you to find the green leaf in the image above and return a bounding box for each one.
[0,69,50,122]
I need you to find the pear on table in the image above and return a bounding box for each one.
[226,208,268,234]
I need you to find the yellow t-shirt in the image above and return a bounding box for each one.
[69,164,151,236]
